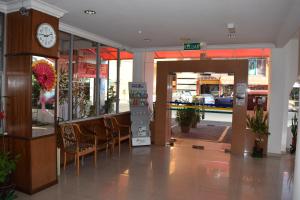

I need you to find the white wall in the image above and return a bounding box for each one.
[133,51,154,111]
[268,38,299,154]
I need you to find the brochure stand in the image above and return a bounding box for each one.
[129,82,151,146]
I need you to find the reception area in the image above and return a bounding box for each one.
[0,0,300,200]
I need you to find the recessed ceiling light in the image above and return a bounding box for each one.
[84,10,96,15]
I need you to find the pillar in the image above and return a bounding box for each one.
[133,51,154,111]
[292,32,300,200]
[268,38,298,154]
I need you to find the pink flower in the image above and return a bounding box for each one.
[32,60,56,91]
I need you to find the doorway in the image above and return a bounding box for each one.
[170,72,234,151]
[154,60,248,155]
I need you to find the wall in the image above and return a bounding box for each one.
[268,38,299,154]
[133,51,154,111]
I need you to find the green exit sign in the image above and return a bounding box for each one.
[184,43,201,50]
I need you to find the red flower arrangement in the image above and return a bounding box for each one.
[32,60,57,91]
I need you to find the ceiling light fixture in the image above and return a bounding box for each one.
[143,38,152,42]
[84,10,96,15]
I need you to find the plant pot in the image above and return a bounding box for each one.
[181,126,190,133]
[0,182,16,200]
[252,145,264,158]
[290,137,297,154]
[191,122,197,128]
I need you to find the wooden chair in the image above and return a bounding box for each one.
[103,117,131,154]
[90,122,113,154]
[60,123,97,176]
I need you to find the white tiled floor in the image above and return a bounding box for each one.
[17,143,294,200]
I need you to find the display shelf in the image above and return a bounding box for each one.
[128,82,151,146]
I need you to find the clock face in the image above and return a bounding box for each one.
[36,23,57,48]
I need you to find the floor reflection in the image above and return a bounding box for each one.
[17,143,294,200]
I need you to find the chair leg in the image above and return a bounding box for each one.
[74,155,77,166]
[106,143,108,155]
[94,149,97,167]
[64,152,67,170]
[129,137,132,150]
[119,140,121,155]
[76,154,80,176]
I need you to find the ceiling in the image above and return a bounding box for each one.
[11,0,300,48]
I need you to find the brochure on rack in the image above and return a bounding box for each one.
[128,82,151,146]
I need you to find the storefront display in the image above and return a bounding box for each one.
[129,82,151,146]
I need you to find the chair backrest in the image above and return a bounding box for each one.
[103,117,116,131]
[60,123,78,149]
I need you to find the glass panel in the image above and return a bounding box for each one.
[108,60,117,113]
[100,47,118,114]
[99,47,109,114]
[32,56,56,137]
[119,51,133,112]
[72,36,97,119]
[57,32,70,121]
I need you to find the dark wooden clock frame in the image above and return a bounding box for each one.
[5,9,59,194]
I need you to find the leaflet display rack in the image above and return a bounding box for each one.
[128,82,151,146]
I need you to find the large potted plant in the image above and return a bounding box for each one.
[176,108,196,133]
[290,113,298,154]
[246,107,270,158]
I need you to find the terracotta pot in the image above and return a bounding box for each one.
[181,126,190,133]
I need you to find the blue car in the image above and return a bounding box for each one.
[215,95,233,107]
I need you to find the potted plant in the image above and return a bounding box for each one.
[0,110,19,200]
[290,113,298,154]
[191,97,205,128]
[104,86,116,113]
[246,107,270,158]
[0,152,18,200]
[176,108,196,133]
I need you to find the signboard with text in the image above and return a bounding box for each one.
[184,43,201,50]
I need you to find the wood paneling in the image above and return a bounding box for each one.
[154,60,249,155]
[5,9,59,194]
[6,9,59,58]
[6,137,31,192]
[6,56,32,138]
[31,10,59,58]
[6,11,32,54]
[4,135,57,194]
[31,135,57,191]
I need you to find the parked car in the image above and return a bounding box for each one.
[215,95,233,107]
[172,91,194,103]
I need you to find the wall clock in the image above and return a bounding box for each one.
[36,23,57,48]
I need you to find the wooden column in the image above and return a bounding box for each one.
[5,9,59,194]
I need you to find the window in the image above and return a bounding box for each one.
[72,36,96,119]
[32,56,56,137]
[119,53,133,112]
[57,32,70,121]
[56,32,129,122]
